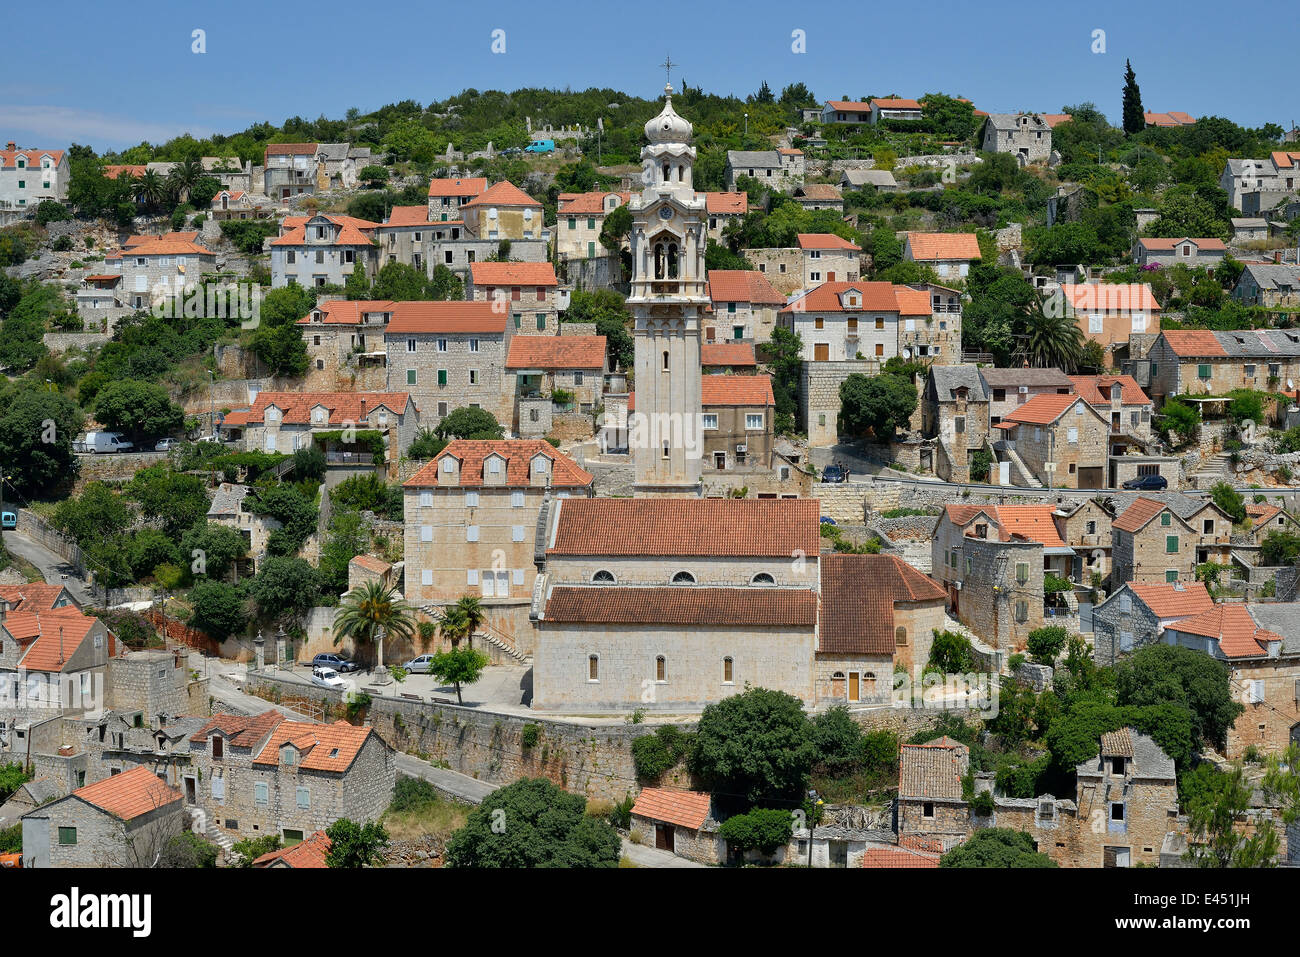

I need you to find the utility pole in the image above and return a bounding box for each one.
[208,370,215,440]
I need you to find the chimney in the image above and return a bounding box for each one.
[4,142,15,152]
[1110,380,1122,416]
[59,625,65,665]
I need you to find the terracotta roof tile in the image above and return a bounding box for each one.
[349,555,392,575]
[703,191,747,214]
[246,391,411,426]
[1060,283,1161,313]
[1166,604,1284,658]
[1246,503,1284,526]
[506,335,606,370]
[427,177,487,198]
[630,788,712,830]
[321,300,503,335]
[1113,497,1172,534]
[700,342,757,367]
[944,504,1067,548]
[825,101,872,113]
[252,720,379,772]
[1137,237,1227,252]
[872,98,922,110]
[796,232,860,251]
[192,710,286,747]
[1041,113,1074,128]
[861,846,941,868]
[1126,582,1214,618]
[254,830,331,868]
[10,609,108,673]
[780,281,915,314]
[1100,728,1134,757]
[543,586,818,626]
[906,232,981,261]
[707,269,784,305]
[1068,375,1151,406]
[461,181,541,208]
[264,142,318,157]
[124,231,199,248]
[0,583,70,613]
[899,738,968,800]
[701,374,773,406]
[1160,329,1227,357]
[384,205,433,227]
[796,184,843,201]
[72,766,182,821]
[819,554,946,655]
[404,440,593,489]
[557,192,629,215]
[547,498,821,557]
[102,164,145,180]
[469,261,558,287]
[1002,393,1084,426]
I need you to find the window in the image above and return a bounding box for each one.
[511,490,525,508]
[751,573,775,585]
[466,525,480,542]
[469,370,479,385]
[407,369,417,386]
[746,413,764,430]
[512,525,526,542]
[655,656,667,681]
[922,802,935,819]
[536,314,546,331]
[421,525,433,542]
[1166,570,1179,583]
[1110,802,1126,822]
[438,369,447,386]
[296,787,310,809]
[1016,562,1029,584]
[895,626,908,646]
[421,569,433,586]
[469,338,480,353]
[465,491,479,507]
[437,339,448,352]
[671,571,696,584]
[254,781,269,806]
[1197,364,1212,380]
[1166,535,1179,554]
[588,655,599,681]
[1203,519,1215,534]
[1111,757,1126,776]
[1067,427,1078,444]
[1015,600,1029,623]
[703,415,719,434]
[1160,512,1171,526]
[723,657,734,683]
[58,827,77,846]
[592,570,616,584]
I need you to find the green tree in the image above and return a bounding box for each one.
[428,646,490,705]
[256,284,316,327]
[810,706,869,775]
[1210,482,1246,525]
[180,523,248,581]
[928,630,976,674]
[429,264,463,301]
[1157,397,1200,447]
[188,579,249,640]
[94,380,184,443]
[562,289,633,370]
[1122,60,1145,135]
[716,807,793,856]
[324,818,389,868]
[1183,762,1278,868]
[230,834,282,867]
[688,687,817,805]
[358,165,389,187]
[1021,296,1085,371]
[247,485,317,555]
[249,323,309,377]
[370,261,433,301]
[1114,644,1243,753]
[598,204,632,251]
[1260,530,1300,566]
[333,580,416,672]
[445,777,620,868]
[762,326,803,434]
[0,389,83,495]
[1026,625,1068,664]
[838,372,917,439]
[408,428,447,459]
[127,465,210,538]
[250,556,320,624]
[941,828,1058,867]
[435,406,504,441]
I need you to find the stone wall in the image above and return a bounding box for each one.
[800,359,878,447]
[43,332,112,354]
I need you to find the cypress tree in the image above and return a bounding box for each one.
[1122,59,1146,134]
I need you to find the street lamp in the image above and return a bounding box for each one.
[208,371,216,441]
[744,113,748,138]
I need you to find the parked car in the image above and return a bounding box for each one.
[822,464,847,484]
[1122,473,1168,491]
[403,654,434,674]
[310,667,349,690]
[0,511,15,531]
[312,652,359,673]
[154,438,179,451]
[74,431,134,454]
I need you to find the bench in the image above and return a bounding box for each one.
[399,692,422,701]
[430,697,455,705]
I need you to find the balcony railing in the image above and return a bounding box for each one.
[325,451,374,465]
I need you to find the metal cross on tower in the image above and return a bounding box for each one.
[660,55,675,87]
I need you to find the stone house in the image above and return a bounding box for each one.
[1221,158,1280,211]
[346,554,394,594]
[1068,374,1154,441]
[296,298,393,389]
[700,341,758,374]
[460,181,546,241]
[202,155,252,193]
[1058,283,1161,357]
[897,737,971,851]
[556,191,630,259]
[725,150,801,191]
[376,205,440,273]
[0,143,68,210]
[1,607,118,729]
[781,280,928,364]
[426,176,487,221]
[705,269,784,344]
[796,232,861,287]
[1110,497,1202,585]
[1147,327,1300,402]
[466,261,560,335]
[629,788,720,864]
[0,583,78,614]
[792,184,843,212]
[703,191,747,243]
[187,710,394,845]
[871,98,924,123]
[993,393,1110,489]
[1231,217,1269,242]
[263,143,320,202]
[746,247,806,296]
[1053,497,1117,587]
[696,374,776,472]
[821,100,873,125]
[979,367,1073,428]
[505,334,607,432]
[209,189,256,219]
[253,829,331,867]
[382,300,510,429]
[238,390,419,473]
[1091,581,1216,666]
[921,365,990,483]
[899,283,962,363]
[980,113,1052,164]
[403,440,594,653]
[270,214,380,289]
[531,498,822,711]
[1238,502,1299,549]
[1133,237,1226,268]
[315,143,370,190]
[99,236,217,310]
[1232,263,1300,309]
[206,483,280,573]
[903,232,982,280]
[20,766,185,868]
[840,168,899,191]
[932,505,1069,649]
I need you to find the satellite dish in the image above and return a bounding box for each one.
[1289,379,1295,391]
[1204,380,1213,393]
[903,348,912,359]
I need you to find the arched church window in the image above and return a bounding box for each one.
[654,242,665,279]
[662,162,670,182]
[662,350,669,371]
[667,243,679,279]
[751,573,775,585]
[672,571,696,584]
[592,570,616,584]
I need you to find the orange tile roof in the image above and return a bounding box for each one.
[428,177,487,198]
[544,586,819,627]
[405,440,593,489]
[702,191,747,214]
[630,788,712,830]
[1167,604,1284,658]
[124,231,199,248]
[825,100,872,112]
[271,214,378,247]
[557,191,629,215]
[1059,282,1161,313]
[220,409,251,426]
[701,342,757,367]
[193,710,286,747]
[1137,237,1227,252]
[83,274,122,284]
[10,609,108,673]
[1144,112,1195,127]
[1126,582,1214,619]
[0,583,71,613]
[101,164,145,180]
[796,184,843,201]
[254,830,331,868]
[252,720,378,772]
[777,147,804,155]
[246,391,411,426]
[1001,392,1084,426]
[1113,497,1172,534]
[461,181,541,208]
[506,334,606,370]
[469,261,558,287]
[943,504,1067,547]
[349,555,392,574]
[707,269,784,305]
[1068,375,1151,406]
[899,737,968,800]
[265,142,318,157]
[1246,503,1284,526]
[547,498,821,557]
[894,287,932,316]
[1041,113,1074,128]
[702,374,773,406]
[797,232,860,251]
[819,554,946,655]
[384,205,432,227]
[780,281,915,314]
[872,98,923,110]
[906,231,981,261]
[382,301,506,335]
[72,766,183,821]
[861,846,941,868]
[1160,329,1227,357]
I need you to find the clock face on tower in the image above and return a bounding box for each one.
[657,206,674,220]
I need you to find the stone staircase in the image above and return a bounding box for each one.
[1002,447,1044,488]
[1190,451,1233,488]
[192,809,237,862]
[474,621,530,664]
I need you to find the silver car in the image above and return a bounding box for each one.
[155,438,179,451]
[403,654,434,674]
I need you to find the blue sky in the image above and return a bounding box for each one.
[4,0,1295,151]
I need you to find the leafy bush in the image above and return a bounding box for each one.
[631,724,694,781]
[1026,625,1067,664]
[388,775,440,813]
[521,723,541,749]
[941,828,1057,867]
[1210,482,1246,525]
[716,807,794,856]
[927,630,976,674]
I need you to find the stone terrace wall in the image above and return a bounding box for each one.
[43,332,112,354]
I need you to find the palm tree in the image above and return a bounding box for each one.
[133,170,166,212]
[437,595,486,649]
[1019,297,1086,372]
[168,157,204,204]
[332,580,416,675]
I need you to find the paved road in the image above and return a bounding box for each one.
[2,530,95,606]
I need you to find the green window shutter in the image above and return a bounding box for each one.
[58,827,77,845]
[536,314,546,330]
[437,369,447,386]
[514,315,522,329]
[568,217,576,228]
[1198,364,1211,379]
[1160,512,1170,526]
[407,369,416,385]
[16,181,23,189]
[587,217,595,229]
[727,302,736,313]
[1166,570,1179,583]
[1166,535,1178,554]
[587,242,595,257]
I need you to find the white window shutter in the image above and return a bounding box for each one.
[512,525,525,542]
[467,570,479,585]
[420,525,433,542]
[421,569,433,586]
[419,490,432,508]
[467,525,480,542]
[512,569,525,585]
